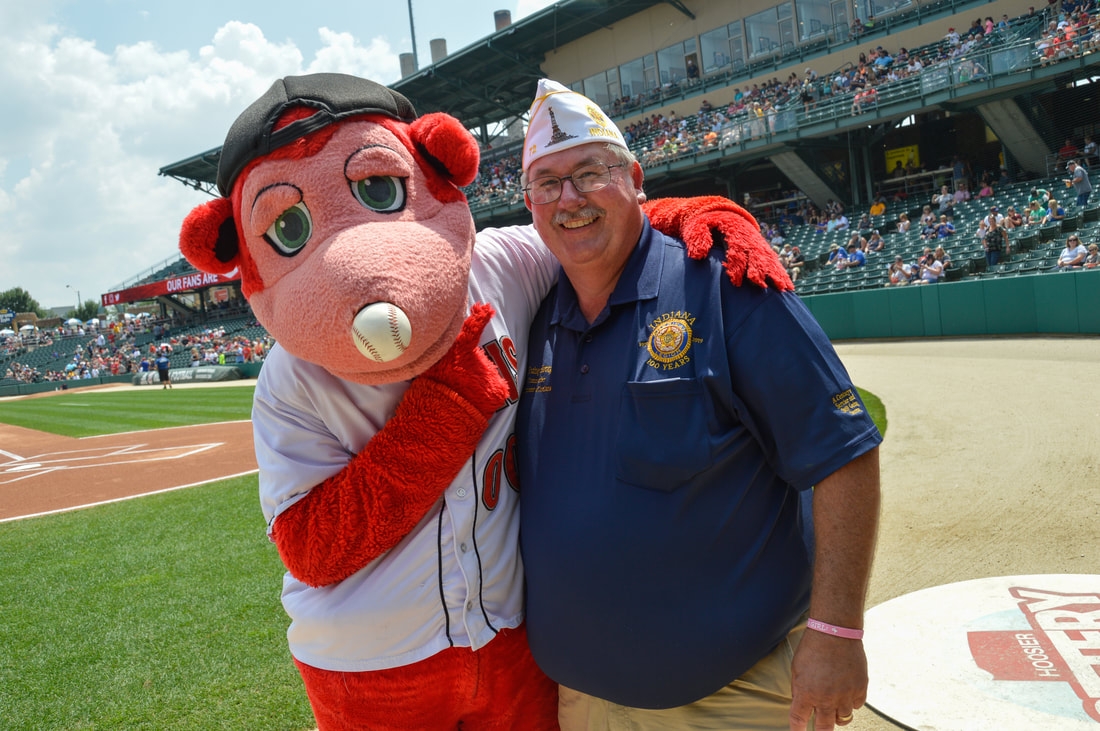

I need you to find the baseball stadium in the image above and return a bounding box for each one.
[2,0,1099,728]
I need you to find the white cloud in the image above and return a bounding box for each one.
[514,0,558,22]
[307,28,401,81]
[0,15,404,308]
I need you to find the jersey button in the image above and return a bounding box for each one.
[456,488,468,498]
[580,364,590,374]
[460,543,468,553]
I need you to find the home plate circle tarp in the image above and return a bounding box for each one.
[864,574,1100,730]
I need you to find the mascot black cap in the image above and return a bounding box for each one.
[217,72,418,196]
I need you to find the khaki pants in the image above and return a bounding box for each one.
[558,621,805,731]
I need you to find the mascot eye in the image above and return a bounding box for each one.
[353,176,406,212]
[264,202,313,255]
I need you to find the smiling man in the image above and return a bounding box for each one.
[516,79,883,731]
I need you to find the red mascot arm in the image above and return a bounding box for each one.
[644,196,794,291]
[271,304,509,588]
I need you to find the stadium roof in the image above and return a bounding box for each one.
[158,0,679,192]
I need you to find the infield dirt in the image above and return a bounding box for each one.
[834,336,1100,730]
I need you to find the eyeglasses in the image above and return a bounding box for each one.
[523,162,624,205]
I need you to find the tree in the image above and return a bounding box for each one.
[71,299,101,322]
[0,287,48,318]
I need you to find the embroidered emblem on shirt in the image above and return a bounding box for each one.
[642,312,703,371]
[831,388,864,415]
[523,364,553,394]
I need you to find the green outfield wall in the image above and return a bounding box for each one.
[803,271,1100,339]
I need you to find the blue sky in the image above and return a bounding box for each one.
[0,0,551,310]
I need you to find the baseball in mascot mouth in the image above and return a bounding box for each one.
[179,74,481,385]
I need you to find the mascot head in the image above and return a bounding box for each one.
[179,73,481,384]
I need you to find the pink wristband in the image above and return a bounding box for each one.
[806,618,864,640]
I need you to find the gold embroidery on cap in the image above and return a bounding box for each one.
[545,107,578,148]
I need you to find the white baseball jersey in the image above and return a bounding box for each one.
[253,225,556,672]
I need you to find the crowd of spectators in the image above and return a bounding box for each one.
[1,317,274,385]
[462,2,1085,211]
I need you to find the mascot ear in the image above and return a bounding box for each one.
[179,197,240,275]
[409,113,480,187]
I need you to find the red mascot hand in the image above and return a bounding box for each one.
[272,303,509,588]
[644,196,794,291]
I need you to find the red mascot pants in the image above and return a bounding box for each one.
[294,624,559,730]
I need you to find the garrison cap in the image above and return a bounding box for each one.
[217,73,417,196]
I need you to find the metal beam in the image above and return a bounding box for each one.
[664,0,696,20]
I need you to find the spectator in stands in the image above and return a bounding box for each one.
[866,230,885,252]
[856,212,872,231]
[896,212,911,233]
[827,243,845,265]
[1056,234,1089,269]
[1059,138,1080,160]
[983,218,1008,267]
[846,230,868,252]
[1026,200,1046,226]
[851,80,878,115]
[934,185,955,215]
[1063,160,1092,207]
[915,253,945,284]
[953,181,971,203]
[976,180,994,198]
[887,255,914,286]
[1041,198,1066,224]
[935,215,956,239]
[1029,186,1052,205]
[786,245,805,282]
[977,216,993,244]
[1083,243,1100,269]
[919,204,936,228]
[934,245,952,271]
[837,241,867,270]
[1083,136,1098,166]
[825,212,847,232]
[983,205,1005,230]
[869,196,886,217]
[686,57,700,86]
[1004,206,1024,229]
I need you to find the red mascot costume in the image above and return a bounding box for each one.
[178,73,789,730]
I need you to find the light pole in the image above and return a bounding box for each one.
[66,284,80,313]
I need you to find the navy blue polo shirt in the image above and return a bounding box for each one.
[517,220,881,709]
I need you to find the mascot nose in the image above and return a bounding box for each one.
[351,302,413,363]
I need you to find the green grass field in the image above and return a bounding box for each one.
[0,385,256,437]
[0,386,316,730]
[0,384,886,730]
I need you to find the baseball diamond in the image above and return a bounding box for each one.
[1,336,1097,729]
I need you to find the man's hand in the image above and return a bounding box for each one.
[643,196,794,291]
[788,630,867,730]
